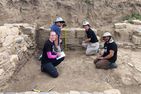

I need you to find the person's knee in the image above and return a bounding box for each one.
[42,63,59,78]
[95,62,101,68]
[94,59,99,64]
[82,43,87,48]
[50,71,59,78]
[86,50,91,55]
[95,60,109,69]
[86,50,97,55]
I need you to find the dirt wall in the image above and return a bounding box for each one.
[0,0,141,28]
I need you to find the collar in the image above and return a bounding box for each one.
[106,38,114,43]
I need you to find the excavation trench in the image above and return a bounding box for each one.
[0,24,141,94]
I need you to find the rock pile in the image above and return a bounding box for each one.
[114,20,141,49]
[0,23,36,89]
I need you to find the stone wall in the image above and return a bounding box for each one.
[0,23,36,89]
[114,20,141,49]
[37,20,141,50]
[36,28,98,50]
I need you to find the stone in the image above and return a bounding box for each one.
[10,55,19,67]
[0,26,20,37]
[93,92,103,94]
[49,91,60,94]
[121,76,133,85]
[24,91,39,94]
[131,20,141,25]
[39,92,49,94]
[0,69,4,76]
[127,63,134,67]
[10,27,20,35]
[114,23,126,29]
[0,52,10,60]
[103,89,121,94]
[0,43,2,47]
[21,46,28,52]
[133,28,141,36]
[70,91,80,94]
[22,35,30,42]
[133,73,141,84]
[80,91,91,94]
[114,29,130,42]
[60,92,69,94]
[132,35,141,45]
[0,26,11,38]
[116,42,124,48]
[4,92,17,94]
[20,26,34,35]
[132,53,141,72]
[15,36,24,43]
[15,92,25,94]
[124,46,131,49]
[3,35,15,47]
[4,23,30,28]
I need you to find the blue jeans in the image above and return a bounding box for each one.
[41,57,64,78]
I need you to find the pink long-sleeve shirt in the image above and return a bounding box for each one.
[47,52,57,59]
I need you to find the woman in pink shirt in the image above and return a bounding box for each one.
[41,32,65,78]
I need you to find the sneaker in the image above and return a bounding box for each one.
[109,63,117,69]
[41,66,44,72]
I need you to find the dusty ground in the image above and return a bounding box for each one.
[4,48,141,94]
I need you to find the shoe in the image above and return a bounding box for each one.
[41,66,44,72]
[109,63,117,69]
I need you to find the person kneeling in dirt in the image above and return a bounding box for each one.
[82,21,99,55]
[41,32,65,78]
[94,32,118,69]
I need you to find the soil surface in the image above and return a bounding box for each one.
[4,49,141,94]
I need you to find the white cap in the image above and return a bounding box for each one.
[55,17,65,23]
[83,21,90,26]
[103,32,112,37]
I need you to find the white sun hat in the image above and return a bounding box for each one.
[55,17,65,23]
[103,32,112,37]
[83,21,90,26]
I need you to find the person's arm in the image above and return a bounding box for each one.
[98,50,114,60]
[85,30,94,43]
[84,38,91,43]
[45,41,57,59]
[47,52,57,59]
[96,49,103,58]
